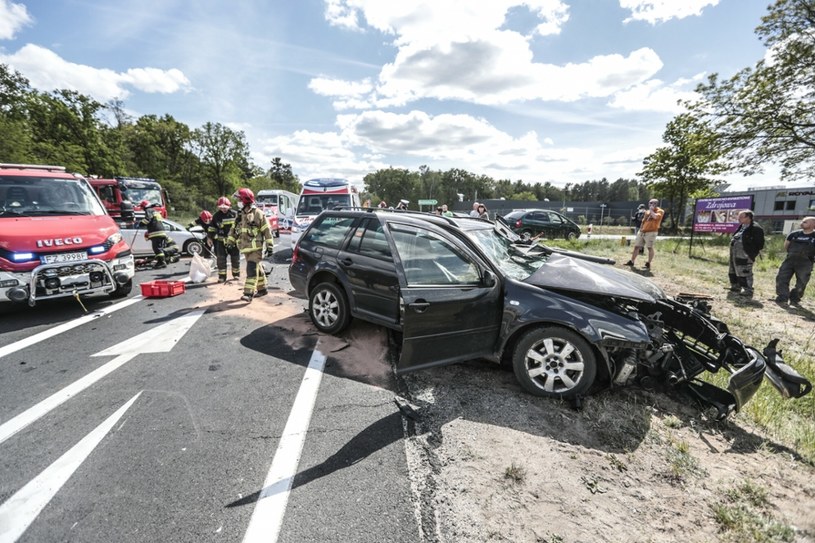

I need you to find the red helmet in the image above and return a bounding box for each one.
[138,199,152,209]
[216,196,231,208]
[199,210,213,222]
[236,188,255,205]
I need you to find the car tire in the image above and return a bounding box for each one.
[309,282,351,334]
[566,231,578,241]
[184,240,204,255]
[512,326,596,399]
[109,279,132,299]
[520,228,534,241]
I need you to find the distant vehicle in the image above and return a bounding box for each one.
[256,189,297,237]
[503,209,581,241]
[90,177,170,221]
[0,163,134,305]
[291,178,361,248]
[119,218,207,257]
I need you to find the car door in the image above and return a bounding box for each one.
[546,211,565,238]
[338,218,400,326]
[388,222,502,372]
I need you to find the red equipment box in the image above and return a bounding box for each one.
[139,280,186,298]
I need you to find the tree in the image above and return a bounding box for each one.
[638,113,729,231]
[363,167,420,207]
[267,157,301,193]
[192,122,251,197]
[689,0,815,180]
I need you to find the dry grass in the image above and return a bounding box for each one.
[548,235,815,464]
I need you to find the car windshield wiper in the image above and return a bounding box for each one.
[0,209,25,216]
[28,210,91,216]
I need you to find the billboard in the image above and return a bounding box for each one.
[693,195,755,234]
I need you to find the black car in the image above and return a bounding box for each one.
[288,209,810,418]
[504,209,581,241]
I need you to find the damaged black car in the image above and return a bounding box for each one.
[289,209,812,419]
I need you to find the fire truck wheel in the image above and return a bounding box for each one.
[109,279,133,299]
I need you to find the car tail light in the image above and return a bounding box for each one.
[515,219,522,228]
[291,245,299,264]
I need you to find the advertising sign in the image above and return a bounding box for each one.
[693,195,754,234]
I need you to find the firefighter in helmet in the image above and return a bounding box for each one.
[138,200,179,268]
[208,196,240,283]
[189,210,213,231]
[226,188,273,301]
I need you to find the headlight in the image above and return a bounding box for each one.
[107,232,123,245]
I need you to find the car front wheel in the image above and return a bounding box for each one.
[566,231,578,241]
[519,228,534,241]
[512,326,596,399]
[109,279,132,299]
[309,282,351,334]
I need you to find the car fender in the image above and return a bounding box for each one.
[498,280,651,374]
[306,260,353,304]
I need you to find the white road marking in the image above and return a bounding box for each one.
[0,296,144,360]
[242,344,327,543]
[0,392,142,543]
[0,310,205,446]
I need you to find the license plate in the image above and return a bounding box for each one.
[42,251,87,264]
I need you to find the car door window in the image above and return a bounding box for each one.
[347,218,392,260]
[303,216,355,248]
[548,212,563,224]
[390,225,480,286]
[535,212,550,223]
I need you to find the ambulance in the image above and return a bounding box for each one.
[290,178,361,248]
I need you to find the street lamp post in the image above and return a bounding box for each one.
[599,204,607,231]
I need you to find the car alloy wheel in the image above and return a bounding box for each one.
[512,326,597,399]
[309,282,351,334]
[185,240,204,255]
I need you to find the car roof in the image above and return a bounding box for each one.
[320,208,492,233]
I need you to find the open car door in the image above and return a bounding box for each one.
[388,222,502,373]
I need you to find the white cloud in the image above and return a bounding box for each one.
[0,44,191,101]
[620,0,719,25]
[318,0,663,109]
[609,74,702,112]
[0,0,32,40]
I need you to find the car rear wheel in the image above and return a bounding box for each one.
[184,240,204,255]
[309,282,351,334]
[519,228,534,241]
[512,326,596,399]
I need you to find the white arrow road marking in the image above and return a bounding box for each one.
[0,296,144,360]
[0,392,142,543]
[0,310,204,446]
[242,344,327,543]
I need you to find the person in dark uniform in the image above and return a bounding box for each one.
[775,216,815,305]
[138,200,179,268]
[728,210,764,298]
[209,196,241,283]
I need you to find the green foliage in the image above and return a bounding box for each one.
[689,0,815,181]
[512,191,537,201]
[638,113,729,233]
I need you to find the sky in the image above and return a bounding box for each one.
[0,0,801,192]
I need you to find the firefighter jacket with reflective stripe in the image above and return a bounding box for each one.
[227,205,272,254]
[140,210,168,239]
[209,209,237,241]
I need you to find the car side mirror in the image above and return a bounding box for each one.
[482,269,497,288]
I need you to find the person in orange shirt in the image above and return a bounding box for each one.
[625,198,664,270]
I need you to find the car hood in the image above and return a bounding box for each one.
[524,253,666,302]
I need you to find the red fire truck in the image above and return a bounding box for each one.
[0,164,135,306]
[89,177,170,222]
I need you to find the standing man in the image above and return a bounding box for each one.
[775,216,815,306]
[625,198,664,270]
[728,210,765,298]
[138,200,179,269]
[227,188,273,302]
[209,196,240,283]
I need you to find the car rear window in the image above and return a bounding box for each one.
[504,211,524,220]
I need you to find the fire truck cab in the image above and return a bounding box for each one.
[0,164,135,306]
[90,177,169,223]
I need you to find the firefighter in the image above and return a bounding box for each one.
[189,210,213,231]
[138,200,179,268]
[208,196,240,283]
[227,188,273,302]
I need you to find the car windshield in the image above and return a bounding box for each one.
[125,187,162,207]
[297,194,351,214]
[0,176,106,217]
[466,227,550,280]
[257,194,278,205]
